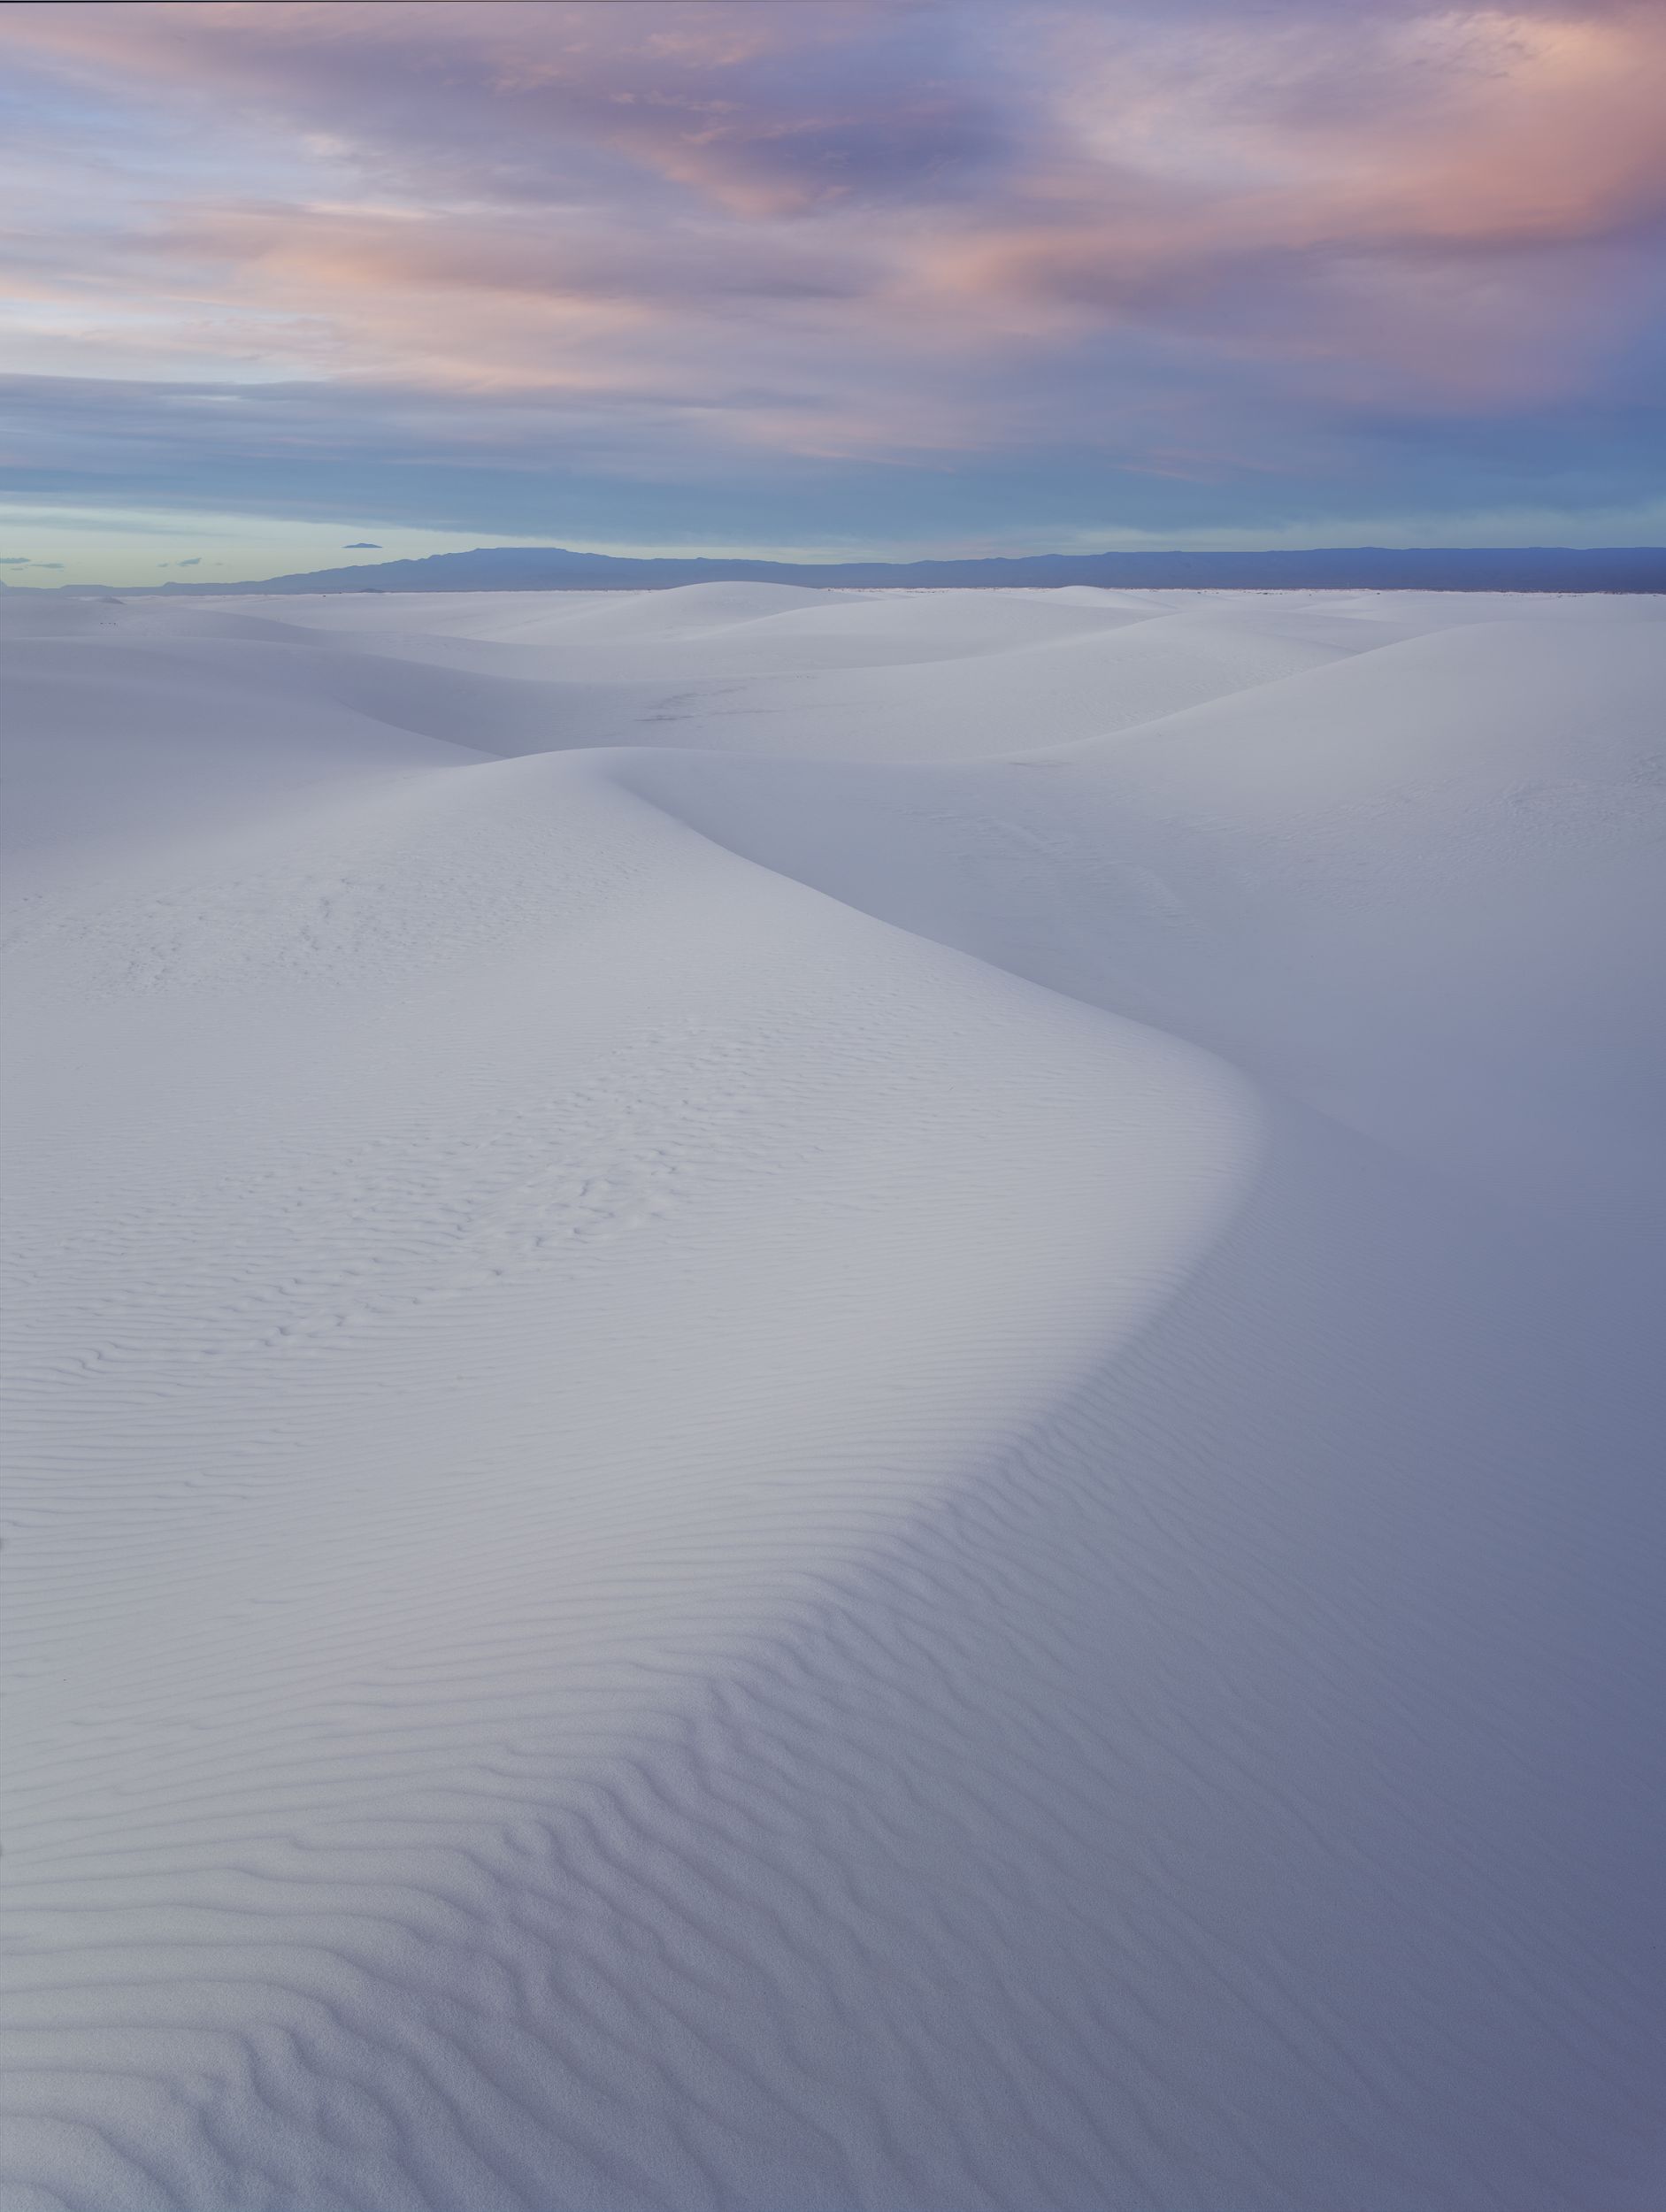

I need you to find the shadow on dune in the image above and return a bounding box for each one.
[434,1102,1666,2212]
[171,1102,1664,2212]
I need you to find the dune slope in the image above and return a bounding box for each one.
[3,586,1664,2212]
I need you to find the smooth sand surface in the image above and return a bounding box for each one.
[4,584,1664,2210]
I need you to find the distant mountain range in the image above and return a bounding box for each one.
[30,544,1666,595]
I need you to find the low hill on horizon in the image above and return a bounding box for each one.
[31,543,1666,596]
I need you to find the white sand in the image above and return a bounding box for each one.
[4,584,1664,2211]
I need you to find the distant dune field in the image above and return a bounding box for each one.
[4,584,1665,2212]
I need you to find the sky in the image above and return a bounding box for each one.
[2,0,1663,585]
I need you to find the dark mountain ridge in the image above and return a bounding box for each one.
[31,544,1666,596]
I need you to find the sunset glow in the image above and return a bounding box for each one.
[3,0,1662,580]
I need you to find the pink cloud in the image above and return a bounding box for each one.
[0,0,1662,464]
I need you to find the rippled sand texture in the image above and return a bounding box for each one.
[4,583,1665,2211]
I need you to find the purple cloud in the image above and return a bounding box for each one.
[0,1,1662,548]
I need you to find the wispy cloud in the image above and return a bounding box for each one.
[0,0,1661,553]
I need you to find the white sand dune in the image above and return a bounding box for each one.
[3,585,1664,2212]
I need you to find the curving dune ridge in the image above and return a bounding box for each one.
[4,583,1665,2212]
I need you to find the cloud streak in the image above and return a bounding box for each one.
[0,0,1662,553]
